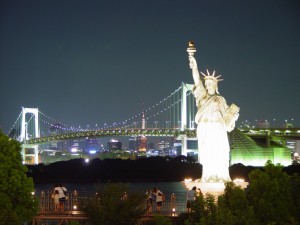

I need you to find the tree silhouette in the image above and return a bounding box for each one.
[0,130,38,224]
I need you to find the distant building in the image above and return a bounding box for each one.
[107,138,122,151]
[85,137,99,154]
[128,136,138,151]
[70,139,80,153]
[148,142,155,150]
[138,135,147,151]
[137,110,147,152]
[157,140,170,150]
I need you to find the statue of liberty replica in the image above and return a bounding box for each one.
[187,41,240,182]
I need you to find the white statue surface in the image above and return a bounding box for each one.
[187,41,239,182]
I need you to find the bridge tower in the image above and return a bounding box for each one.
[20,107,40,164]
[178,83,198,157]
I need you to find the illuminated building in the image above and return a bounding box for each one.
[85,137,99,154]
[138,135,147,151]
[107,138,122,151]
[157,140,169,150]
[137,111,147,152]
[230,129,291,166]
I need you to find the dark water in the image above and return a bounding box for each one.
[34,181,188,203]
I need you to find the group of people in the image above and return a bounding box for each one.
[51,184,200,213]
[52,184,67,211]
[145,187,165,215]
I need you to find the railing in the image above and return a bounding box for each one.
[39,190,82,212]
[37,190,187,216]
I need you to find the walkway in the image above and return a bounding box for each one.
[32,190,187,225]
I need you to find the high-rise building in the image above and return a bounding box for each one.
[137,111,147,151]
[138,135,147,151]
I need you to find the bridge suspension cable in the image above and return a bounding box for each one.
[8,83,197,141]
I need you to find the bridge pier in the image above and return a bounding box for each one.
[21,144,39,164]
[177,135,198,157]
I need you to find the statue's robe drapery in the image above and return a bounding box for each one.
[193,84,233,182]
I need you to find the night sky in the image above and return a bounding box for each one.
[1,0,300,134]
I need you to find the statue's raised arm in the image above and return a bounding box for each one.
[187,41,203,88]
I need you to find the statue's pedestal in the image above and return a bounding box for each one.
[183,180,249,198]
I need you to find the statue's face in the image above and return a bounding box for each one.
[205,80,217,95]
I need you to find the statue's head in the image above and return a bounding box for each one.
[205,79,218,95]
[201,69,223,95]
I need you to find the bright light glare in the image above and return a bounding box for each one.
[71,148,78,153]
[85,158,90,163]
[89,150,97,154]
[233,178,244,183]
[184,178,192,183]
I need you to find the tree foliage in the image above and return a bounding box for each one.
[82,183,146,225]
[181,161,300,225]
[216,182,257,225]
[0,131,38,225]
[247,160,297,225]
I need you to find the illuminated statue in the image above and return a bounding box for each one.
[187,41,239,182]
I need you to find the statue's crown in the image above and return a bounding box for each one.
[201,69,223,83]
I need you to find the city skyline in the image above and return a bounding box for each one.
[1,0,300,134]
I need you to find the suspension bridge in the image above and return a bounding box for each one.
[7,82,300,166]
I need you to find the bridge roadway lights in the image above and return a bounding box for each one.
[25,128,197,144]
[21,144,39,164]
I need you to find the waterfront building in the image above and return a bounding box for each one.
[230,129,291,166]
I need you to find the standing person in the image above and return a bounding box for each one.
[186,186,196,212]
[153,187,164,213]
[53,189,60,211]
[187,41,239,182]
[145,189,152,215]
[196,188,203,197]
[55,184,67,211]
